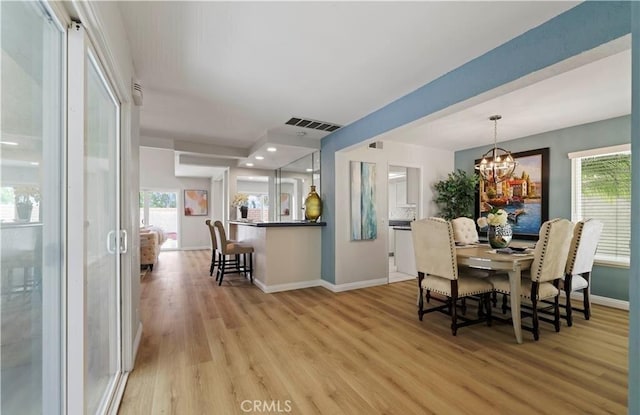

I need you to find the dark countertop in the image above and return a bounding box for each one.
[393,226,412,231]
[229,220,326,227]
[389,220,412,227]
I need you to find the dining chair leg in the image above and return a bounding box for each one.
[425,289,431,304]
[209,252,215,276]
[554,295,561,332]
[531,282,540,341]
[501,293,508,314]
[450,280,458,336]
[583,287,591,320]
[564,274,574,326]
[491,291,497,307]
[417,273,425,321]
[485,293,492,327]
[248,253,253,284]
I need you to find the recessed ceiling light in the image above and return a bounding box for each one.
[255,156,264,160]
[1,141,18,146]
[267,147,277,152]
[246,162,254,167]
[306,168,313,172]
[30,162,39,166]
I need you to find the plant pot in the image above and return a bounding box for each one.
[240,205,248,219]
[16,202,33,222]
[488,224,512,249]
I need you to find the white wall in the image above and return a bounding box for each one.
[140,147,211,249]
[334,141,453,285]
[211,178,224,224]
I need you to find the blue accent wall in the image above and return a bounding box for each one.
[455,116,631,301]
[321,2,631,284]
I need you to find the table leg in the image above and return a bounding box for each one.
[508,266,523,344]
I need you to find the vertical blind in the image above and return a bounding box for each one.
[572,148,631,264]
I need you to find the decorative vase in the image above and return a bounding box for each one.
[488,224,512,249]
[16,202,33,222]
[240,205,248,219]
[304,185,322,222]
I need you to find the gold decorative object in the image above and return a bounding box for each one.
[304,185,322,222]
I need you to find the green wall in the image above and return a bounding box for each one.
[454,115,631,301]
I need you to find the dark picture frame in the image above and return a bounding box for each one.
[474,147,549,240]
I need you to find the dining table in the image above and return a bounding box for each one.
[456,244,535,344]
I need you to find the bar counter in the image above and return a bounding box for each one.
[228,220,326,292]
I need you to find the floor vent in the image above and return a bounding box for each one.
[286,117,342,132]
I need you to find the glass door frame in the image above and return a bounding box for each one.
[67,21,124,415]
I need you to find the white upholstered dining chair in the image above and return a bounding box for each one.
[563,219,603,326]
[451,217,480,245]
[411,217,493,336]
[489,218,574,341]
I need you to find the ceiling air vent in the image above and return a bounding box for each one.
[286,117,342,132]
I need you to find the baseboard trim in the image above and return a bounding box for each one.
[132,321,143,365]
[254,279,324,293]
[180,246,209,251]
[388,273,416,283]
[320,277,388,293]
[590,294,628,310]
[559,291,629,311]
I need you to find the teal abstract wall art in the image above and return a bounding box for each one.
[350,161,377,240]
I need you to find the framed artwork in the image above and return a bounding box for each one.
[184,189,208,216]
[350,161,377,240]
[280,193,291,216]
[474,147,549,240]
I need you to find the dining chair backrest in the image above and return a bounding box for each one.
[213,221,228,254]
[411,217,458,281]
[205,219,217,251]
[565,219,603,276]
[451,217,479,245]
[530,218,574,283]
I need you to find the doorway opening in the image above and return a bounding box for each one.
[140,190,179,249]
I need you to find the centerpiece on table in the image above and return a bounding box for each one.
[477,207,512,248]
[231,193,249,219]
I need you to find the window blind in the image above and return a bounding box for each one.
[573,151,631,264]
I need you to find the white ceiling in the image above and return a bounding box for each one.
[385,49,631,151]
[119,1,580,168]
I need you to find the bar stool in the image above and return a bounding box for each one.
[205,220,218,276]
[213,221,254,285]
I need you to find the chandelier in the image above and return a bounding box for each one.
[474,115,517,184]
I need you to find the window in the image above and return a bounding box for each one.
[247,193,269,222]
[570,144,631,265]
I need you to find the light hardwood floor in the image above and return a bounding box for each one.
[119,250,628,414]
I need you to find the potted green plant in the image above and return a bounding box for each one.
[14,185,40,222]
[433,169,478,220]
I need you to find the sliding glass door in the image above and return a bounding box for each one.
[85,50,122,414]
[0,1,64,413]
[68,21,124,414]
